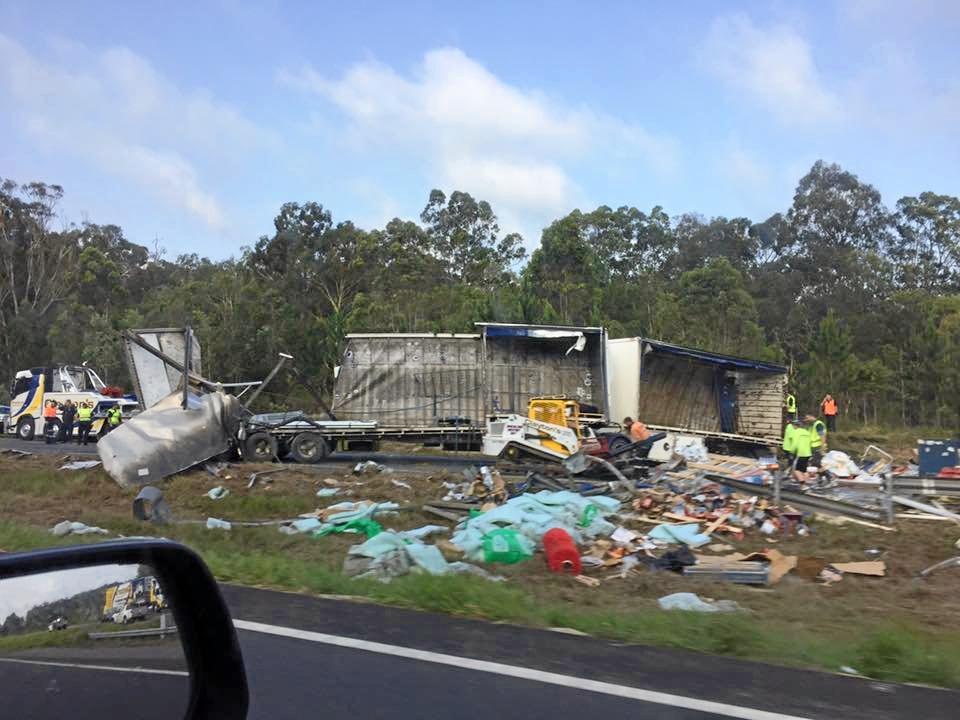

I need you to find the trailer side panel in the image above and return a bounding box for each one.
[332,335,483,427]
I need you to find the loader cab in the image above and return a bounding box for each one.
[527,397,583,439]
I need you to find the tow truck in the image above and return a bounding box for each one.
[6,365,138,441]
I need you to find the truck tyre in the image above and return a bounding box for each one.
[16,417,35,441]
[607,433,632,456]
[289,433,329,464]
[243,432,278,462]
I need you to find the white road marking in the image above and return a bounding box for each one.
[0,657,188,677]
[234,618,814,720]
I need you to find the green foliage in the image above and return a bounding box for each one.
[3,164,960,428]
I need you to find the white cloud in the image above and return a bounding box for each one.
[723,141,770,188]
[702,14,842,126]
[0,34,266,230]
[281,47,679,234]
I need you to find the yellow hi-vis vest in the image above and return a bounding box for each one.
[77,406,93,421]
[786,394,797,413]
[811,420,826,448]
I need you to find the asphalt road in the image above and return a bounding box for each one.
[221,584,957,720]
[0,436,477,468]
[0,581,952,719]
[1,436,100,456]
[0,657,189,719]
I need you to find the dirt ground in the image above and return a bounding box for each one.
[2,451,959,643]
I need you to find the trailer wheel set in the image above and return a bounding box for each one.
[242,430,331,464]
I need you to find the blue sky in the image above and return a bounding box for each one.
[1,1,957,258]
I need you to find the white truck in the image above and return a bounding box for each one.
[6,365,138,441]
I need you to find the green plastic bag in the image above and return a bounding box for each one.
[482,528,532,564]
[314,518,382,539]
[579,504,598,528]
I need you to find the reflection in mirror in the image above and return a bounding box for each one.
[0,563,189,719]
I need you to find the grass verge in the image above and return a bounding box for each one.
[2,518,958,688]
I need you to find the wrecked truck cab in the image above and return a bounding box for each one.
[98,391,242,489]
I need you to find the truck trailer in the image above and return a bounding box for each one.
[331,323,609,429]
[607,338,787,446]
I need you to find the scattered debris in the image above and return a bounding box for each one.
[205,486,230,500]
[206,517,232,530]
[247,468,286,489]
[59,460,101,471]
[316,488,341,497]
[658,592,742,613]
[832,561,886,577]
[574,574,601,587]
[0,448,32,457]
[51,521,109,537]
[354,460,389,475]
[919,557,960,577]
[391,479,413,490]
[133,485,172,524]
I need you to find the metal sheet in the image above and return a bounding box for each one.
[124,329,203,410]
[98,390,240,488]
[333,336,484,427]
[333,325,610,426]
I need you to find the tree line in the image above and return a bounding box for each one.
[2,161,959,428]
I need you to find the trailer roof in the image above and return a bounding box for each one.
[475,322,605,334]
[641,339,787,373]
[345,333,480,339]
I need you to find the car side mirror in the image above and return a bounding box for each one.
[0,539,248,719]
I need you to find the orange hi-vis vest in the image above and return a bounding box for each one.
[43,404,58,419]
[823,398,837,416]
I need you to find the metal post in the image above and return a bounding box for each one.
[181,326,193,409]
[245,353,293,409]
[774,471,782,507]
[883,470,894,525]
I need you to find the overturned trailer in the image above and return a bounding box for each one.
[607,338,786,446]
[331,324,609,429]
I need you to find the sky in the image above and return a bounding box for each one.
[0,0,958,259]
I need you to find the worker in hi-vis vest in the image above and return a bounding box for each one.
[784,389,798,422]
[42,400,59,444]
[76,402,94,445]
[807,415,826,466]
[820,394,838,432]
[104,405,122,434]
[790,417,813,482]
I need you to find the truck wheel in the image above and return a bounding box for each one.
[16,417,35,441]
[243,432,278,462]
[607,433,632,456]
[289,433,328,464]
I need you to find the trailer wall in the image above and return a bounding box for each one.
[480,324,608,417]
[332,335,483,427]
[332,325,610,427]
[609,338,786,441]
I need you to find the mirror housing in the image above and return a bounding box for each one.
[0,539,247,719]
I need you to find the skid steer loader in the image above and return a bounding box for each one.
[482,397,629,462]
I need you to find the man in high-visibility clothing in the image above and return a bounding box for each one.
[42,400,59,444]
[104,404,122,434]
[782,419,797,465]
[790,417,813,482]
[76,402,94,445]
[820,394,838,432]
[806,415,826,467]
[785,389,798,422]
